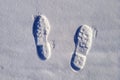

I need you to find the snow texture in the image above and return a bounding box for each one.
[0,0,120,80]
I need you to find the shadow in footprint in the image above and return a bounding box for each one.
[32,15,46,60]
[70,26,82,71]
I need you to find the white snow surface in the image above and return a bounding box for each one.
[0,0,120,80]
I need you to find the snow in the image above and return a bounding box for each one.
[0,0,120,80]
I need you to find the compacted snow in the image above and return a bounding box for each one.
[0,0,120,80]
[33,15,51,60]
